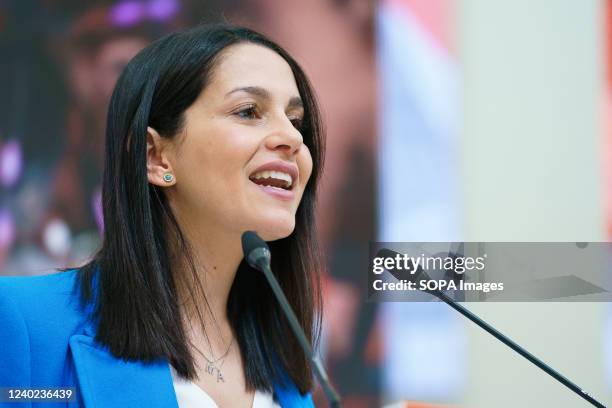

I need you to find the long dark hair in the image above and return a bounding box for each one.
[77,23,324,394]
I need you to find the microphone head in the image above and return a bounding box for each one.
[241,231,268,255]
[375,248,441,298]
[241,231,270,269]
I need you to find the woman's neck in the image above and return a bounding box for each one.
[172,222,244,351]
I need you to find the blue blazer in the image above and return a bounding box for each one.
[0,270,314,407]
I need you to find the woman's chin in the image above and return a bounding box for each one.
[251,217,295,242]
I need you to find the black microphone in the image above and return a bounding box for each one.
[376,248,607,408]
[242,231,341,408]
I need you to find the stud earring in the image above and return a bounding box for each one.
[163,173,174,183]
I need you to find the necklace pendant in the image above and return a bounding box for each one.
[206,361,215,376]
[216,369,225,383]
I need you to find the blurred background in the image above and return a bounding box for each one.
[0,0,610,406]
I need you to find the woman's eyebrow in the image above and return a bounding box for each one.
[225,86,303,109]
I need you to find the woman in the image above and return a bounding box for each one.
[0,23,324,407]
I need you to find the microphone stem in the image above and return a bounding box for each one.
[258,260,341,408]
[436,291,606,408]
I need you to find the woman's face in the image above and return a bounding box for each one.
[157,43,313,241]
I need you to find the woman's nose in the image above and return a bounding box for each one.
[265,116,304,155]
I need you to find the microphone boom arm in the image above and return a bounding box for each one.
[242,236,341,408]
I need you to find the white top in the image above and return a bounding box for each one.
[171,367,281,408]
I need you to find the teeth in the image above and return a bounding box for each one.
[250,170,293,188]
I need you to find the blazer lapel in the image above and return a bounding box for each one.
[69,333,179,408]
[68,323,311,408]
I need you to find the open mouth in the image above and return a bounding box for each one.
[249,170,293,191]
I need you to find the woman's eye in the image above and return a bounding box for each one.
[235,105,258,119]
[290,117,303,130]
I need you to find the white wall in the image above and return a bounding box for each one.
[459,0,608,406]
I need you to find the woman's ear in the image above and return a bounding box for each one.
[146,126,176,186]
